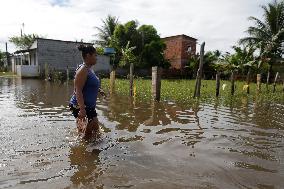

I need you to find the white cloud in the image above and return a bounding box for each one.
[0,0,272,53]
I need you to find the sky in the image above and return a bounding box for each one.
[0,0,272,53]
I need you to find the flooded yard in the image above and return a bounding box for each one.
[0,77,283,189]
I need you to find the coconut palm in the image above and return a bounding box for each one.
[239,0,284,85]
[94,15,119,47]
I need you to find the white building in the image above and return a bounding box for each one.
[11,38,110,78]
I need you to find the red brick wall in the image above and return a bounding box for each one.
[163,36,183,69]
[181,38,196,59]
[163,35,196,69]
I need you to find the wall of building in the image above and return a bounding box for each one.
[36,39,110,75]
[94,56,111,73]
[29,50,37,66]
[181,37,196,68]
[163,35,197,69]
[16,65,39,77]
[37,39,84,72]
[163,36,183,69]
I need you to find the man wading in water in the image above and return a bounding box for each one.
[69,44,106,139]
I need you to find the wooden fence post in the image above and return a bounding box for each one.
[257,74,261,92]
[194,42,205,98]
[5,42,9,70]
[272,72,279,93]
[110,65,116,94]
[216,72,221,97]
[129,63,134,96]
[246,68,251,94]
[266,69,271,91]
[152,66,162,101]
[231,71,235,95]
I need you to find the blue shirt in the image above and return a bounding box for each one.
[70,64,100,108]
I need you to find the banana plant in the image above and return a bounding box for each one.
[119,41,137,67]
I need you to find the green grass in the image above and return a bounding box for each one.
[0,72,16,77]
[101,78,284,104]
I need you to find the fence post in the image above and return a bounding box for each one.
[231,71,235,95]
[246,68,251,94]
[5,42,9,71]
[194,42,205,98]
[129,63,134,96]
[272,72,279,93]
[110,65,116,94]
[152,66,162,101]
[257,74,261,92]
[266,69,271,91]
[216,72,220,97]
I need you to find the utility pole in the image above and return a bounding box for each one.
[5,42,9,68]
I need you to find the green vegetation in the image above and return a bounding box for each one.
[94,16,169,69]
[93,1,283,81]
[239,0,284,84]
[101,78,284,104]
[94,15,119,47]
[9,33,44,50]
[0,50,5,69]
[0,72,16,77]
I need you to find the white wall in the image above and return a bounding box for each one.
[94,56,110,72]
[11,58,16,73]
[16,65,39,77]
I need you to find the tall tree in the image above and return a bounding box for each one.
[240,0,284,84]
[94,15,119,47]
[141,40,169,68]
[188,50,221,79]
[112,20,168,68]
[203,50,222,79]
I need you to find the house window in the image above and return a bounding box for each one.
[186,46,192,54]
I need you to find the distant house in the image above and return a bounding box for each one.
[162,34,197,69]
[11,38,110,78]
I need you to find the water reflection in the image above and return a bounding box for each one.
[68,143,102,188]
[144,101,171,126]
[0,78,284,189]
[106,94,202,128]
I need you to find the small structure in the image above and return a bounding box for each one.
[162,34,197,69]
[11,38,110,78]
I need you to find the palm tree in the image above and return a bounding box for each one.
[240,0,284,86]
[94,15,119,47]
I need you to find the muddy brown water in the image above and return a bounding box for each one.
[0,78,283,189]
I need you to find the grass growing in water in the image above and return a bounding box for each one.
[0,72,16,77]
[101,78,284,104]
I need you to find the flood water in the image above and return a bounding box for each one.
[0,77,284,189]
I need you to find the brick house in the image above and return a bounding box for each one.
[162,34,197,69]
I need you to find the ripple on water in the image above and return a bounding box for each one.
[0,78,284,189]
